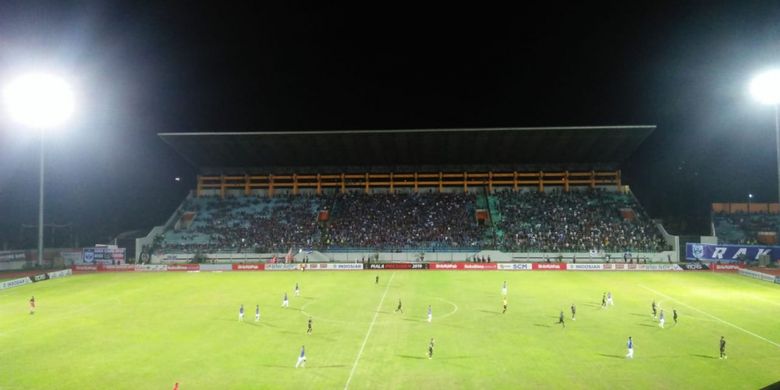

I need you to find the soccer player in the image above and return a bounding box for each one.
[427,305,432,323]
[255,305,261,321]
[607,291,614,306]
[651,300,657,319]
[307,317,313,335]
[626,336,634,359]
[571,303,576,321]
[395,299,403,313]
[295,282,300,297]
[239,304,244,321]
[29,296,35,315]
[502,281,507,296]
[375,275,379,285]
[673,309,678,324]
[295,345,307,368]
[282,292,289,308]
[658,309,665,328]
[558,310,565,328]
[719,336,727,359]
[428,338,435,359]
[601,293,607,308]
[502,297,508,314]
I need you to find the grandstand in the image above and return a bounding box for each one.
[139,126,677,263]
[712,202,780,245]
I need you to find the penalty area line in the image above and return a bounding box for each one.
[344,272,396,390]
[639,284,780,348]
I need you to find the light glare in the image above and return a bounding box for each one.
[3,73,75,129]
[750,69,780,105]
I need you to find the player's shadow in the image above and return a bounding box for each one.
[598,353,623,359]
[403,318,423,322]
[629,313,648,317]
[637,323,656,328]
[309,364,347,368]
[478,310,501,315]
[398,354,427,360]
[582,303,600,308]
[533,323,552,328]
[375,310,390,314]
[691,354,717,359]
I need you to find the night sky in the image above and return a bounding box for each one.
[1,2,779,248]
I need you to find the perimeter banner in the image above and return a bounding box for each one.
[685,243,778,262]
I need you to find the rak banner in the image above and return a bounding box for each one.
[685,243,779,262]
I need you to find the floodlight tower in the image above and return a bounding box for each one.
[750,69,780,205]
[3,73,75,266]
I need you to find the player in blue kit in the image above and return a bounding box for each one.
[427,305,432,323]
[239,304,244,321]
[501,281,507,296]
[282,292,289,308]
[626,336,634,359]
[295,282,300,297]
[659,309,665,328]
[295,345,307,368]
[255,305,260,321]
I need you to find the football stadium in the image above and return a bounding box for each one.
[2,127,779,389]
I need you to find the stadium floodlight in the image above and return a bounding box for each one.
[3,72,76,266]
[750,69,780,203]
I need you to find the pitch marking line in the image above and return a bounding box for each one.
[344,272,396,390]
[639,284,780,348]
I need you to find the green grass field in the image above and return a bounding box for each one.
[1,270,779,389]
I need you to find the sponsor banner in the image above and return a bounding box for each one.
[72,265,98,272]
[678,262,710,271]
[460,263,497,270]
[166,264,200,272]
[686,243,779,262]
[29,273,49,282]
[232,263,265,271]
[567,263,604,271]
[135,264,167,272]
[0,277,32,290]
[303,263,330,270]
[199,264,232,271]
[330,263,364,270]
[368,263,428,270]
[711,264,743,272]
[99,264,136,272]
[264,264,299,271]
[46,269,72,279]
[497,263,533,270]
[738,269,776,283]
[429,263,458,270]
[0,250,26,262]
[532,263,566,270]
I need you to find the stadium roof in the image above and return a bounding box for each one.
[159,126,656,173]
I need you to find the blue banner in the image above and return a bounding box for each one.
[685,243,780,262]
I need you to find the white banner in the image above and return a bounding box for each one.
[135,264,167,272]
[567,263,604,271]
[498,263,532,270]
[738,268,776,283]
[46,269,72,279]
[0,277,32,290]
[265,264,300,271]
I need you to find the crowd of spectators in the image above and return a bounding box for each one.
[496,189,669,252]
[324,192,486,250]
[713,212,780,245]
[153,188,670,254]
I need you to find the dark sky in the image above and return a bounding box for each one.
[1,1,779,247]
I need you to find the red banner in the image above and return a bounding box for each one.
[232,263,265,271]
[72,265,98,272]
[166,264,200,271]
[98,264,136,272]
[711,264,742,272]
[429,263,459,270]
[532,263,566,270]
[459,263,497,270]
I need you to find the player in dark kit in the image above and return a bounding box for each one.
[651,300,657,319]
[427,338,435,359]
[307,317,313,335]
[395,299,403,313]
[375,275,379,285]
[673,309,678,324]
[719,336,727,359]
[601,293,606,308]
[502,297,508,314]
[558,310,565,328]
[29,296,35,315]
[571,303,576,321]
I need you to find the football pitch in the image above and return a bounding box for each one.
[1,270,779,389]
